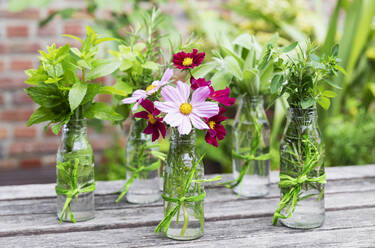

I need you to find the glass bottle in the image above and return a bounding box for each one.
[232,95,270,197]
[163,129,204,240]
[56,116,95,222]
[125,119,160,204]
[279,107,325,229]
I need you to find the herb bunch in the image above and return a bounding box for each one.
[270,41,344,110]
[25,26,124,133]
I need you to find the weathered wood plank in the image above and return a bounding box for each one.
[0,207,374,247]
[0,188,374,238]
[0,165,374,201]
[0,177,374,216]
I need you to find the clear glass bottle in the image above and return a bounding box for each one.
[232,95,270,197]
[279,107,325,229]
[125,119,160,204]
[163,129,204,240]
[56,116,95,222]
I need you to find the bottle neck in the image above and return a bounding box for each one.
[169,128,196,148]
[62,119,88,137]
[287,107,318,125]
[242,95,264,110]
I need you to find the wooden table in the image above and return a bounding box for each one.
[0,165,374,247]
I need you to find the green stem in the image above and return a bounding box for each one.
[180,203,189,236]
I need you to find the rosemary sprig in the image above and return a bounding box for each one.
[55,158,96,223]
[272,136,326,225]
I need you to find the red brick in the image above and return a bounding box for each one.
[91,138,111,151]
[0,42,41,54]
[96,94,111,103]
[9,141,58,155]
[1,109,34,121]
[63,23,83,36]
[13,92,33,105]
[43,155,56,167]
[6,25,29,37]
[0,9,40,19]
[10,59,33,71]
[37,23,57,36]
[20,158,42,169]
[0,93,4,104]
[0,61,4,72]
[0,159,18,170]
[0,77,27,90]
[0,127,7,140]
[14,126,37,138]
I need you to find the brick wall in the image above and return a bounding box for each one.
[0,0,117,172]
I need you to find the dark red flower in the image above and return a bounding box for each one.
[190,76,236,106]
[172,49,205,70]
[190,76,211,90]
[134,99,166,142]
[204,107,228,147]
[209,87,236,106]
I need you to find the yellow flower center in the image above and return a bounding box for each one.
[146,85,157,92]
[209,120,216,129]
[148,114,157,124]
[182,57,193,66]
[179,103,193,115]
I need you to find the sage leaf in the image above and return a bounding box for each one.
[84,102,122,121]
[282,41,298,53]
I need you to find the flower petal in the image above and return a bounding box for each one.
[161,68,174,83]
[133,111,148,119]
[164,112,183,127]
[191,86,210,105]
[131,100,141,112]
[140,99,154,113]
[190,113,209,130]
[205,132,218,147]
[143,123,154,134]
[161,85,183,104]
[157,121,167,138]
[176,81,190,103]
[178,115,192,135]
[192,101,219,118]
[154,101,178,113]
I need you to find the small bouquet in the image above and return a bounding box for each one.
[24,26,123,223]
[122,48,235,239]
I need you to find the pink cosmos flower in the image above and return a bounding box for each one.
[134,99,166,142]
[190,76,236,106]
[155,81,219,135]
[122,68,173,112]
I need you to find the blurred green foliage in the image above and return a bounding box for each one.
[10,0,375,175]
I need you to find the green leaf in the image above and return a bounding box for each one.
[142,61,159,71]
[27,107,55,126]
[224,56,242,80]
[63,35,83,43]
[99,86,129,96]
[317,96,330,110]
[84,102,122,121]
[81,84,101,105]
[120,60,133,71]
[77,59,91,70]
[232,33,254,50]
[281,41,298,53]
[322,90,337,98]
[270,74,282,94]
[51,122,63,135]
[86,59,120,81]
[191,62,217,78]
[301,98,315,109]
[330,44,339,57]
[69,82,87,112]
[8,0,30,12]
[25,86,62,108]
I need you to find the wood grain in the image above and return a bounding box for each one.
[0,165,374,247]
